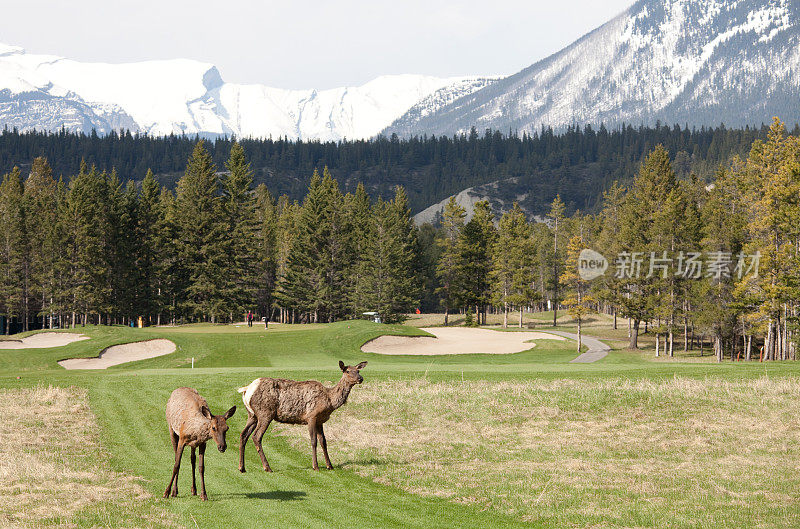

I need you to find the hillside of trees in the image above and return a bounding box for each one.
[1,119,798,362]
[0,123,784,215]
[425,118,800,362]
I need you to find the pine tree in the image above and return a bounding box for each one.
[358,186,420,322]
[107,173,141,323]
[490,203,535,328]
[342,183,373,318]
[416,222,443,313]
[594,181,626,330]
[698,167,747,362]
[50,179,71,327]
[0,167,25,333]
[274,196,301,323]
[23,158,59,329]
[387,186,422,316]
[137,169,161,322]
[65,164,113,325]
[219,142,259,319]
[435,197,467,325]
[615,146,678,349]
[152,188,181,324]
[458,201,496,325]
[175,141,225,322]
[560,234,596,351]
[280,168,346,322]
[254,184,278,319]
[547,195,567,326]
[740,118,800,360]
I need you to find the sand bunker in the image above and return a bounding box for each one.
[362,327,565,355]
[58,339,176,370]
[0,332,89,349]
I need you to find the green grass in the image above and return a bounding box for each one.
[2,319,800,528]
[282,377,800,528]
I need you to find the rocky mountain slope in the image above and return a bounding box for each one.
[386,0,800,136]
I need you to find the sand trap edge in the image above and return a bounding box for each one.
[58,339,177,370]
[360,328,558,356]
[0,332,89,349]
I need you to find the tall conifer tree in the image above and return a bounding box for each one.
[490,204,535,328]
[175,141,225,321]
[220,142,258,319]
[0,168,25,332]
[436,197,467,325]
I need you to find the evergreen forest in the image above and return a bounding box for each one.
[1,119,799,361]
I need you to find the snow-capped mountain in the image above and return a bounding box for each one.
[0,42,491,140]
[386,0,800,136]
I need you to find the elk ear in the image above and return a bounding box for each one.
[339,360,346,371]
[356,361,368,370]
[200,406,212,420]
[224,406,236,419]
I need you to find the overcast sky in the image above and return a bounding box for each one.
[1,1,635,89]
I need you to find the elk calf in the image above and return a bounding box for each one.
[164,387,236,501]
[238,360,367,472]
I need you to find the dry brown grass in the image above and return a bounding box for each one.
[0,385,175,529]
[276,377,800,528]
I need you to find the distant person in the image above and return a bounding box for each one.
[263,316,268,330]
[247,310,253,327]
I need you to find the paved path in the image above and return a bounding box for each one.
[537,330,611,363]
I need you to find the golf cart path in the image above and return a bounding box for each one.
[58,339,176,370]
[362,327,566,355]
[537,330,610,363]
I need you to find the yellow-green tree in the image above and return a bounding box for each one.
[739,118,800,360]
[560,234,596,351]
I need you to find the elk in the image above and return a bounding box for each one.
[164,387,236,501]
[237,360,367,472]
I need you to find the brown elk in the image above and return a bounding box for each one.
[237,360,367,472]
[164,387,236,501]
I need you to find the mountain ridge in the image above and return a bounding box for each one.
[0,43,491,140]
[385,0,800,136]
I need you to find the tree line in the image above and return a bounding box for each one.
[420,118,800,361]
[1,119,798,362]
[0,123,781,215]
[0,142,418,332]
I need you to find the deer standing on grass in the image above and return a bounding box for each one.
[164,387,236,501]
[237,360,367,472]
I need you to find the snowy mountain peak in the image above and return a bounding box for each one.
[0,44,492,140]
[0,43,24,57]
[386,0,800,136]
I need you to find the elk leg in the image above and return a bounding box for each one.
[308,419,319,471]
[198,442,207,501]
[318,423,333,470]
[239,414,258,472]
[164,439,185,498]
[169,428,178,451]
[252,418,273,472]
[190,447,197,495]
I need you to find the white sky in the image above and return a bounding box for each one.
[0,0,635,89]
